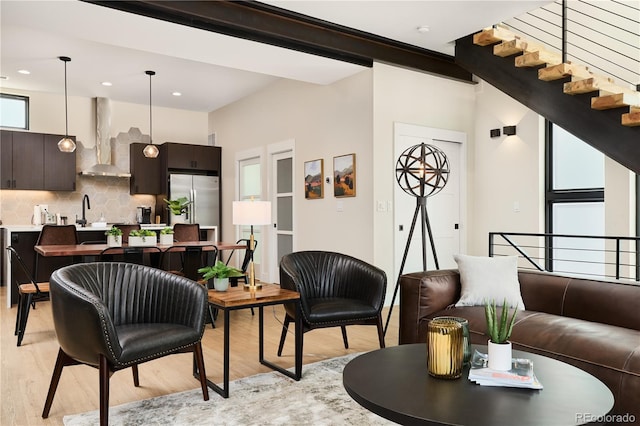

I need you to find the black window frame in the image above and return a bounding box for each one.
[545,120,604,271]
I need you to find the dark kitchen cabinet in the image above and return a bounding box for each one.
[130,143,161,194]
[1,130,75,191]
[1,131,44,189]
[44,133,76,191]
[162,142,220,173]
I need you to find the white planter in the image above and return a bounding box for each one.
[170,213,186,224]
[214,278,229,292]
[488,340,513,371]
[128,235,157,247]
[107,235,122,247]
[159,233,174,245]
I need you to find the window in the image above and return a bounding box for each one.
[0,94,29,129]
[546,121,605,275]
[238,156,263,264]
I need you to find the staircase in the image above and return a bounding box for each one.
[455,28,640,174]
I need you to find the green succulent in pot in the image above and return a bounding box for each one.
[198,261,244,280]
[160,227,174,235]
[484,298,518,344]
[130,229,157,237]
[164,197,192,215]
[105,226,122,237]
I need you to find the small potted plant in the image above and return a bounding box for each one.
[128,229,157,247]
[159,227,174,245]
[198,261,244,292]
[485,298,518,371]
[164,197,191,224]
[105,226,122,247]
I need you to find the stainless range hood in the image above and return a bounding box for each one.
[80,97,131,178]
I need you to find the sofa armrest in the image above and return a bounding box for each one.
[399,269,461,344]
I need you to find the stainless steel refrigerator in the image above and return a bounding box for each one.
[168,174,219,226]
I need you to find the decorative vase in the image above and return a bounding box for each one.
[128,235,157,247]
[427,318,464,379]
[107,235,121,247]
[170,213,185,224]
[159,234,173,245]
[433,316,472,365]
[488,340,513,371]
[214,277,229,292]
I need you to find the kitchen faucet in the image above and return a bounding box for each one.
[76,194,90,227]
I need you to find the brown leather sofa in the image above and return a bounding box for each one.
[399,269,640,418]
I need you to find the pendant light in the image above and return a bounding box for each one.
[143,70,159,158]
[57,56,76,153]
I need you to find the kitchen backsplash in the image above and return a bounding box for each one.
[0,129,156,226]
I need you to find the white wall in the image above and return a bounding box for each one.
[470,80,545,255]
[208,72,374,275]
[371,62,477,302]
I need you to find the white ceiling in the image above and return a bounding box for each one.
[0,0,549,112]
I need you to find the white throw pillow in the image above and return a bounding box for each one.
[453,254,525,310]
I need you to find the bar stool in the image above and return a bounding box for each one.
[35,225,79,282]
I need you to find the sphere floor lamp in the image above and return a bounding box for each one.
[384,143,450,336]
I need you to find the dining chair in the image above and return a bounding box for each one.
[34,224,79,282]
[277,251,387,357]
[173,223,201,242]
[225,239,256,316]
[99,246,162,266]
[6,246,50,346]
[114,224,141,243]
[42,262,209,426]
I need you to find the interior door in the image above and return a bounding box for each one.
[269,150,294,284]
[393,123,465,283]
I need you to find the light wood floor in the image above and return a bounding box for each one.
[0,286,399,425]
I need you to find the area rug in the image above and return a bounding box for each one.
[63,353,393,425]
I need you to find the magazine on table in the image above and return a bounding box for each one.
[468,349,543,389]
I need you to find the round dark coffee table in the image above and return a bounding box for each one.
[343,344,613,425]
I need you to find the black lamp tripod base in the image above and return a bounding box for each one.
[383,196,439,337]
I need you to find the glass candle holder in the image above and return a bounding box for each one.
[432,316,472,365]
[427,318,464,379]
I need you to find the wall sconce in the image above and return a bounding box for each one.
[490,129,501,138]
[503,125,517,136]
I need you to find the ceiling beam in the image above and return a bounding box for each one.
[82,0,473,83]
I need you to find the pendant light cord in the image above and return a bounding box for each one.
[149,72,152,144]
[63,58,69,137]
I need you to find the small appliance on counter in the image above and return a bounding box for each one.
[136,206,152,224]
[33,204,56,225]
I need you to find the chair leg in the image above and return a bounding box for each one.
[341,326,349,349]
[14,293,24,336]
[207,304,216,329]
[376,316,386,348]
[99,354,111,426]
[193,342,210,401]
[277,314,292,356]
[16,293,33,346]
[42,349,75,418]
[132,365,140,387]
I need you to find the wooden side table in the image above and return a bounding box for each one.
[199,283,302,398]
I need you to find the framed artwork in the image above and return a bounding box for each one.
[333,153,356,197]
[304,159,324,199]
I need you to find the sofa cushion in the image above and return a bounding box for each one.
[453,254,525,310]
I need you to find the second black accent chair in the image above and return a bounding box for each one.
[277,251,387,356]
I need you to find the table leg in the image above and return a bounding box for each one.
[259,303,302,381]
[193,308,230,398]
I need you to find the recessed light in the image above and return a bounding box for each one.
[18,69,30,75]
[101,81,112,86]
[172,92,182,97]
[417,25,430,33]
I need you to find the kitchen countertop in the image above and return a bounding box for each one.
[1,224,217,232]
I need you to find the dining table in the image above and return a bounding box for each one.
[34,240,247,258]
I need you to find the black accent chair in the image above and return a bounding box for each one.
[225,239,255,287]
[42,262,209,426]
[6,246,50,346]
[277,251,387,357]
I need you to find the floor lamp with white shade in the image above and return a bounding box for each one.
[232,200,272,291]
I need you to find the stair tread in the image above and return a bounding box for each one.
[473,27,516,46]
[539,63,592,81]
[515,50,562,67]
[592,93,640,110]
[622,110,640,127]
[494,39,545,57]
